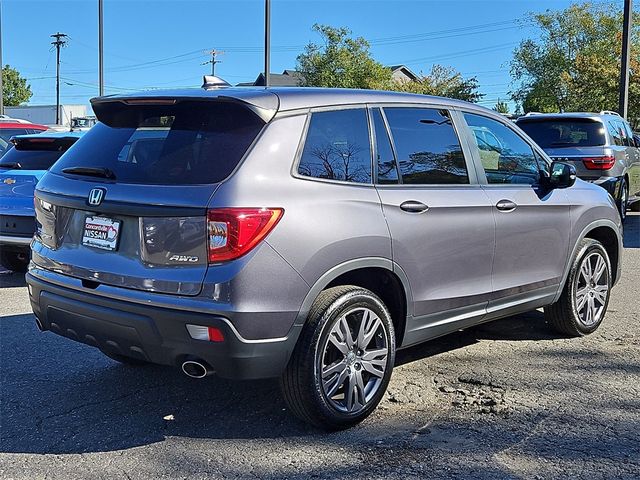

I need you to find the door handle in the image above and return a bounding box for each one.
[496,199,517,212]
[400,200,429,213]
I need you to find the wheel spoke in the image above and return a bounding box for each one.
[576,290,588,312]
[323,362,349,398]
[585,296,594,324]
[322,359,347,379]
[592,285,608,305]
[357,310,382,350]
[329,316,354,354]
[345,371,366,412]
[593,256,607,283]
[361,358,386,377]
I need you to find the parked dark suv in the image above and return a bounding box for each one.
[517,111,640,221]
[27,85,623,429]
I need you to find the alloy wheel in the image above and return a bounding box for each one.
[574,251,610,327]
[319,307,389,414]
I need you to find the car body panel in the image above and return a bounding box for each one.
[25,87,624,379]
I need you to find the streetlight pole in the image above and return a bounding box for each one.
[98,0,104,96]
[618,0,633,118]
[264,0,270,87]
[0,0,4,116]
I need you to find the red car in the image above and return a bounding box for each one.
[0,122,49,157]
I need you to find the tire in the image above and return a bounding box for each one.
[280,285,396,430]
[545,238,612,337]
[0,250,29,273]
[617,178,628,222]
[101,349,150,366]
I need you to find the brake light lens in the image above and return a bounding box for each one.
[582,156,616,170]
[207,208,284,263]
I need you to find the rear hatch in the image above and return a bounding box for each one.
[33,95,275,296]
[517,117,611,179]
[1,136,77,230]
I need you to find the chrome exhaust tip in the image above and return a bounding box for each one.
[34,317,45,332]
[181,360,211,379]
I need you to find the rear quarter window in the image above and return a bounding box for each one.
[297,108,372,184]
[50,101,265,185]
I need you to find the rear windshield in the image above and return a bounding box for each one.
[517,119,606,148]
[50,101,265,185]
[0,140,74,170]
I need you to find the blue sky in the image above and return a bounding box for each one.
[1,0,621,111]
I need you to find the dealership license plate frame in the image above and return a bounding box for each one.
[82,215,121,251]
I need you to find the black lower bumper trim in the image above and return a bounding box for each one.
[27,272,300,380]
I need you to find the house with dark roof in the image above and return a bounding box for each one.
[236,65,418,87]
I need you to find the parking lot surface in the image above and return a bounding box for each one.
[1,213,639,479]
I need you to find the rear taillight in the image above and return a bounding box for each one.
[582,156,616,170]
[207,208,283,263]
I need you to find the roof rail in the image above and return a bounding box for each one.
[600,110,621,117]
[524,112,543,116]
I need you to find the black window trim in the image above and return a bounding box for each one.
[458,108,550,188]
[291,105,375,187]
[366,103,479,188]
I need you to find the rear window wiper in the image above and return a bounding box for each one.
[0,162,21,169]
[62,166,116,179]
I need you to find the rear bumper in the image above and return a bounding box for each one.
[0,234,32,246]
[591,176,622,199]
[26,271,301,380]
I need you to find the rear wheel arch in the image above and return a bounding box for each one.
[295,259,411,347]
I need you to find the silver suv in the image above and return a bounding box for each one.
[517,111,640,221]
[27,86,623,429]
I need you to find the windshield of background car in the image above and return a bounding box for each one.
[517,119,606,148]
[50,101,265,185]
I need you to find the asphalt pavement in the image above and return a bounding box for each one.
[1,213,639,479]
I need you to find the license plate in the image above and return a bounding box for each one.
[82,216,121,251]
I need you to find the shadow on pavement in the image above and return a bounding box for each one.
[1,308,564,456]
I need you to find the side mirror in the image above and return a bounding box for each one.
[546,161,576,189]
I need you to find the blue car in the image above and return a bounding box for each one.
[0,131,83,271]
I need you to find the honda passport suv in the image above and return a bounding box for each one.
[517,111,640,221]
[27,83,623,429]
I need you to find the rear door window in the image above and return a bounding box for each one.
[383,107,468,184]
[50,101,265,185]
[298,108,372,183]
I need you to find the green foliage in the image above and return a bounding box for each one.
[296,24,393,89]
[391,65,484,103]
[2,65,32,106]
[511,2,639,124]
[493,99,510,114]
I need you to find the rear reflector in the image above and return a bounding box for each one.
[207,207,283,263]
[582,156,616,170]
[186,324,225,342]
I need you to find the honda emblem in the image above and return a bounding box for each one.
[88,188,106,206]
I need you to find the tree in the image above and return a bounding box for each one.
[392,65,484,103]
[296,24,393,89]
[511,2,639,124]
[2,65,32,106]
[493,99,510,114]
[297,25,483,103]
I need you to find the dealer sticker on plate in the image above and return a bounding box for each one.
[82,216,121,251]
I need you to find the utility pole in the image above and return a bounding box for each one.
[51,32,68,125]
[0,0,4,116]
[264,0,271,87]
[98,0,104,96]
[202,49,224,76]
[619,0,633,119]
